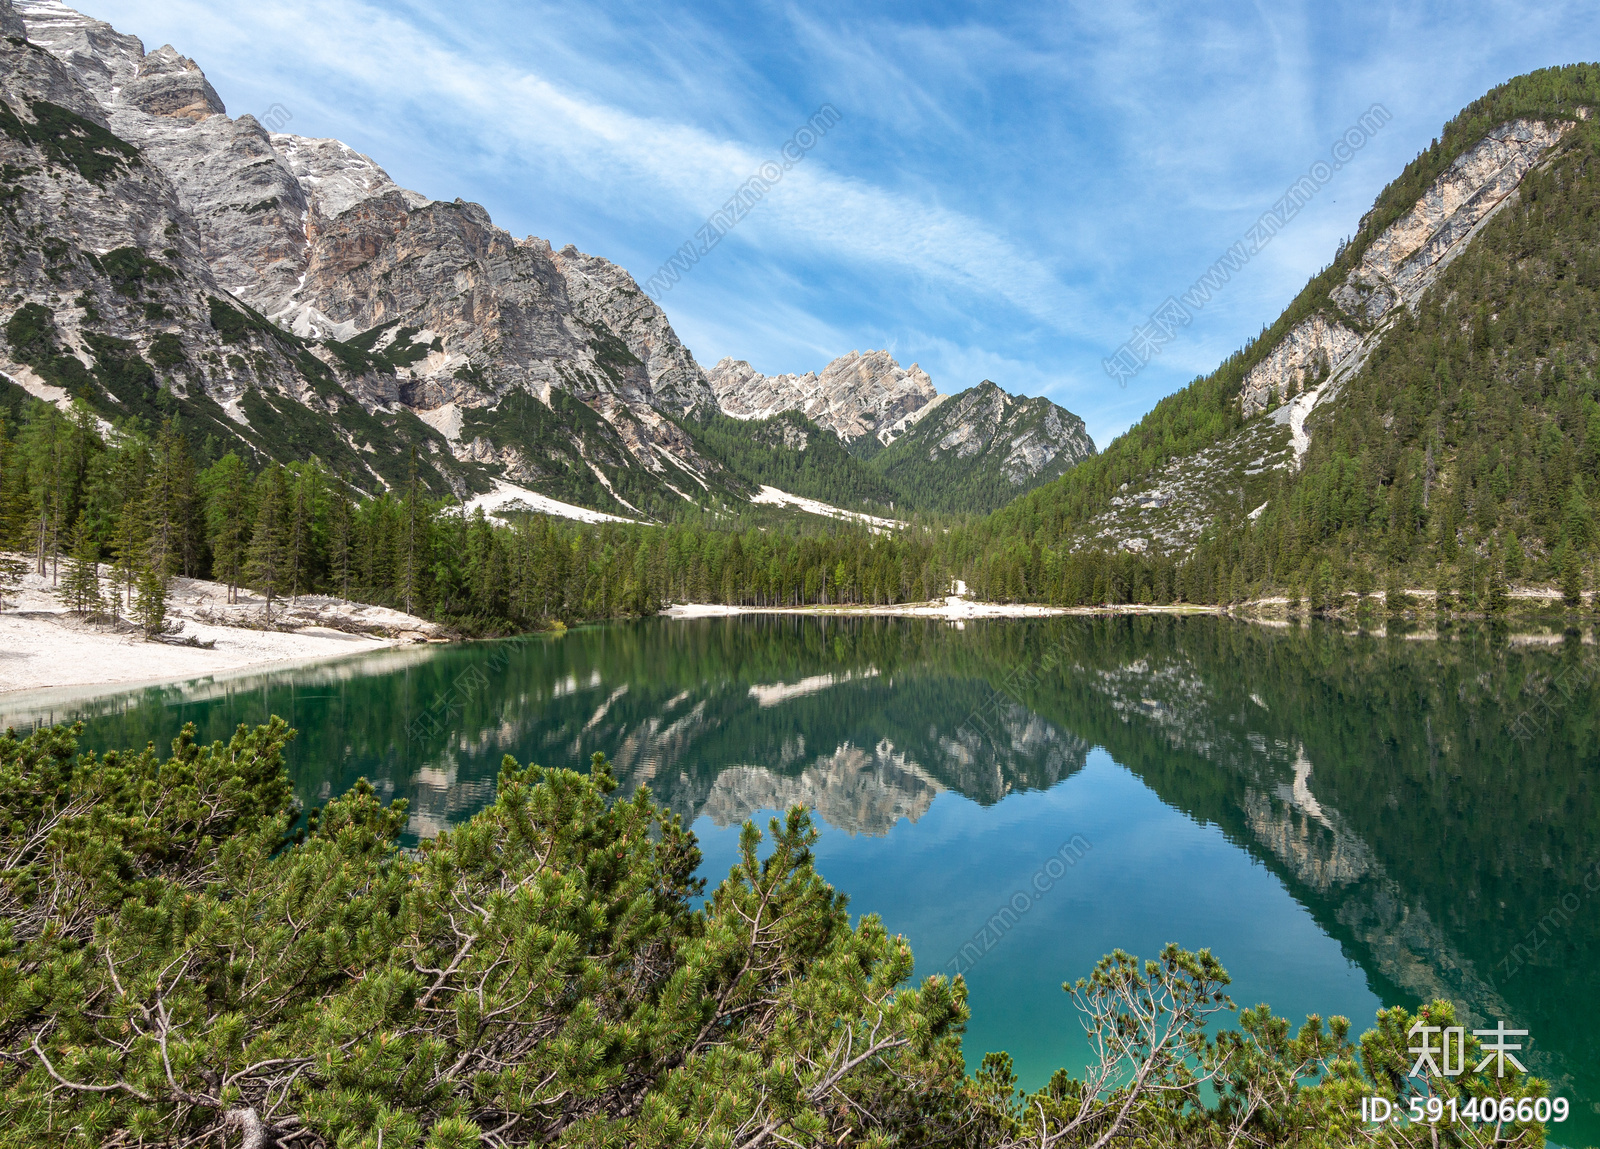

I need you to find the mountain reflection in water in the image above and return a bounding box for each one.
[4,615,1595,1139]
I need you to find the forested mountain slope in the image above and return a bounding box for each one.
[867,380,1095,513]
[989,66,1600,600]
[688,379,1096,516]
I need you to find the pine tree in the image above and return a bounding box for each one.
[285,464,320,598]
[204,452,252,605]
[112,495,143,615]
[247,467,290,624]
[400,450,422,616]
[1310,560,1334,612]
[1504,531,1526,580]
[1487,570,1511,613]
[1383,571,1410,613]
[144,417,183,578]
[21,408,64,580]
[329,476,354,600]
[1434,568,1456,613]
[134,561,170,637]
[56,512,103,616]
[1559,542,1584,606]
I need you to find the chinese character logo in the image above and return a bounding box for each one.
[1473,1021,1528,1076]
[1407,1021,1466,1077]
[1408,1019,1527,1078]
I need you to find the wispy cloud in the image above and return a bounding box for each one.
[100,0,1079,330]
[83,0,1600,444]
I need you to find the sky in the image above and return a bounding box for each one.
[78,0,1600,448]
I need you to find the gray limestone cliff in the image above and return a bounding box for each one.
[5,0,727,514]
[1239,118,1571,426]
[708,349,937,446]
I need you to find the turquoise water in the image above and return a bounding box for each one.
[5,615,1595,1138]
[693,751,1380,1090]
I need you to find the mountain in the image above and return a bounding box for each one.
[0,0,1094,527]
[683,409,904,512]
[684,381,1095,516]
[700,357,1096,514]
[707,350,937,450]
[995,65,1600,597]
[0,0,745,516]
[866,380,1096,513]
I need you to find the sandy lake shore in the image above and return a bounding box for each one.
[0,555,446,697]
[4,559,1589,703]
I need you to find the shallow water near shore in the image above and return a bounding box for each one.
[8,615,1597,1140]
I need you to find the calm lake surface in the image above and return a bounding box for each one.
[5,615,1597,1138]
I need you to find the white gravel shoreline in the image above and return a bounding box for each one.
[661,595,1222,621]
[0,555,446,698]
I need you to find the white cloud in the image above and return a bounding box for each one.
[82,0,1600,453]
[95,0,1081,330]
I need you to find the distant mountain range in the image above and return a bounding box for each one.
[0,0,1094,523]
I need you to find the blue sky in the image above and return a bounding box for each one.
[84,0,1600,447]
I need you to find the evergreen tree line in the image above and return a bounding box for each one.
[1,395,1360,629]
[16,389,1580,630]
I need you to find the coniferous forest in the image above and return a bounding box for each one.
[0,396,1222,629]
[11,385,1600,634]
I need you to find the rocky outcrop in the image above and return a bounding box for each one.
[551,245,717,416]
[1227,118,1571,460]
[1237,315,1363,418]
[709,350,937,444]
[118,44,223,120]
[1332,120,1569,324]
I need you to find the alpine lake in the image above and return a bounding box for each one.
[5,614,1597,1142]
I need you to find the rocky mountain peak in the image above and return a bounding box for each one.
[11,0,143,100]
[708,349,937,444]
[123,45,225,121]
[922,381,1094,481]
[268,133,426,223]
[865,379,1096,511]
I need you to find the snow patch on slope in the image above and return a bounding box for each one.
[459,480,639,525]
[750,486,904,531]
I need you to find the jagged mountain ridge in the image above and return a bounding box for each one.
[2,0,736,515]
[866,380,1096,513]
[687,379,1096,515]
[1,0,1101,524]
[0,2,470,496]
[707,349,938,448]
